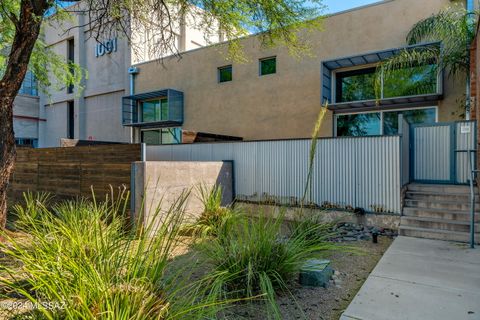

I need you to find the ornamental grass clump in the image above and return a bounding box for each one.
[0,191,221,320]
[198,212,338,318]
[185,184,235,237]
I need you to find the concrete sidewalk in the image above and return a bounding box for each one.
[340,236,480,320]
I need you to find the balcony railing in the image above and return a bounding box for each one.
[122,89,184,128]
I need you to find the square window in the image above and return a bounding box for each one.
[218,65,232,83]
[260,57,276,76]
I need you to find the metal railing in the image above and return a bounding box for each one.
[456,149,478,249]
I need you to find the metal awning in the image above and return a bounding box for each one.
[123,89,171,101]
[122,89,184,127]
[322,41,441,70]
[123,120,183,128]
[321,42,442,112]
[330,94,443,113]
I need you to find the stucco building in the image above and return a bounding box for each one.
[128,0,468,144]
[14,0,471,147]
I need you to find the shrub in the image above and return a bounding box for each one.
[198,211,338,318]
[0,191,221,320]
[185,184,235,237]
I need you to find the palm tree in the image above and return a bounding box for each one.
[377,4,478,118]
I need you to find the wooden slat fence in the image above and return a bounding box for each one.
[8,144,141,204]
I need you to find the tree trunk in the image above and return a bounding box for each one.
[0,0,49,229]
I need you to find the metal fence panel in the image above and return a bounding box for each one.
[412,124,451,182]
[146,136,401,213]
[456,121,476,184]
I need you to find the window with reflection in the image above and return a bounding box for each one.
[383,108,436,135]
[336,107,437,137]
[335,68,376,103]
[336,112,381,137]
[335,63,438,103]
[141,128,182,145]
[141,98,168,122]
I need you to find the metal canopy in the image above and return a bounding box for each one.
[321,42,442,111]
[330,94,443,113]
[122,89,184,127]
[123,89,172,101]
[123,120,183,128]
[322,41,441,70]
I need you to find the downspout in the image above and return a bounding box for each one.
[128,66,139,143]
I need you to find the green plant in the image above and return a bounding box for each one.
[186,184,235,237]
[198,211,338,319]
[376,4,479,115]
[0,191,223,320]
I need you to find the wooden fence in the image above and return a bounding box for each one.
[8,144,141,204]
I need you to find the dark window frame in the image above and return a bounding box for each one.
[259,56,276,76]
[218,65,233,83]
[67,38,75,94]
[335,67,377,103]
[67,100,74,139]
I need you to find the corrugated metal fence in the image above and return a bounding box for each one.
[410,121,476,184]
[146,136,402,214]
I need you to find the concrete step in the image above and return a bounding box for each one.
[407,184,476,194]
[399,226,480,244]
[404,199,478,212]
[405,191,479,203]
[400,216,480,233]
[403,207,480,222]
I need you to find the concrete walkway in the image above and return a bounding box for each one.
[340,236,480,320]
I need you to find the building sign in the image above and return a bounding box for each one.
[95,38,117,58]
[460,125,471,134]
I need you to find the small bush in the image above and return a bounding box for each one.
[185,184,235,237]
[198,211,338,318]
[0,191,221,320]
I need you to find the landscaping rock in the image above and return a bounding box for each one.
[299,259,334,288]
[329,223,397,242]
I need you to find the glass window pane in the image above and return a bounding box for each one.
[142,101,158,122]
[383,108,436,135]
[336,113,381,137]
[160,99,168,120]
[161,128,182,144]
[218,65,232,82]
[141,130,161,145]
[336,68,376,103]
[260,57,276,76]
[383,64,437,98]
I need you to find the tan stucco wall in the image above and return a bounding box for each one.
[133,161,233,232]
[134,0,465,140]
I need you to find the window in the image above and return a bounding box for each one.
[218,65,232,83]
[67,38,75,94]
[141,128,182,145]
[336,112,381,137]
[335,107,437,137]
[141,98,168,122]
[19,70,38,96]
[15,138,38,148]
[335,68,376,103]
[383,108,436,135]
[260,57,276,76]
[335,63,438,103]
[67,101,74,139]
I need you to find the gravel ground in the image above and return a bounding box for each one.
[220,236,393,320]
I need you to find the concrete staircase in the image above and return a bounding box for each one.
[399,184,480,243]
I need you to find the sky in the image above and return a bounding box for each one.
[322,0,382,14]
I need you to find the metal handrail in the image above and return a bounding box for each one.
[456,149,477,249]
